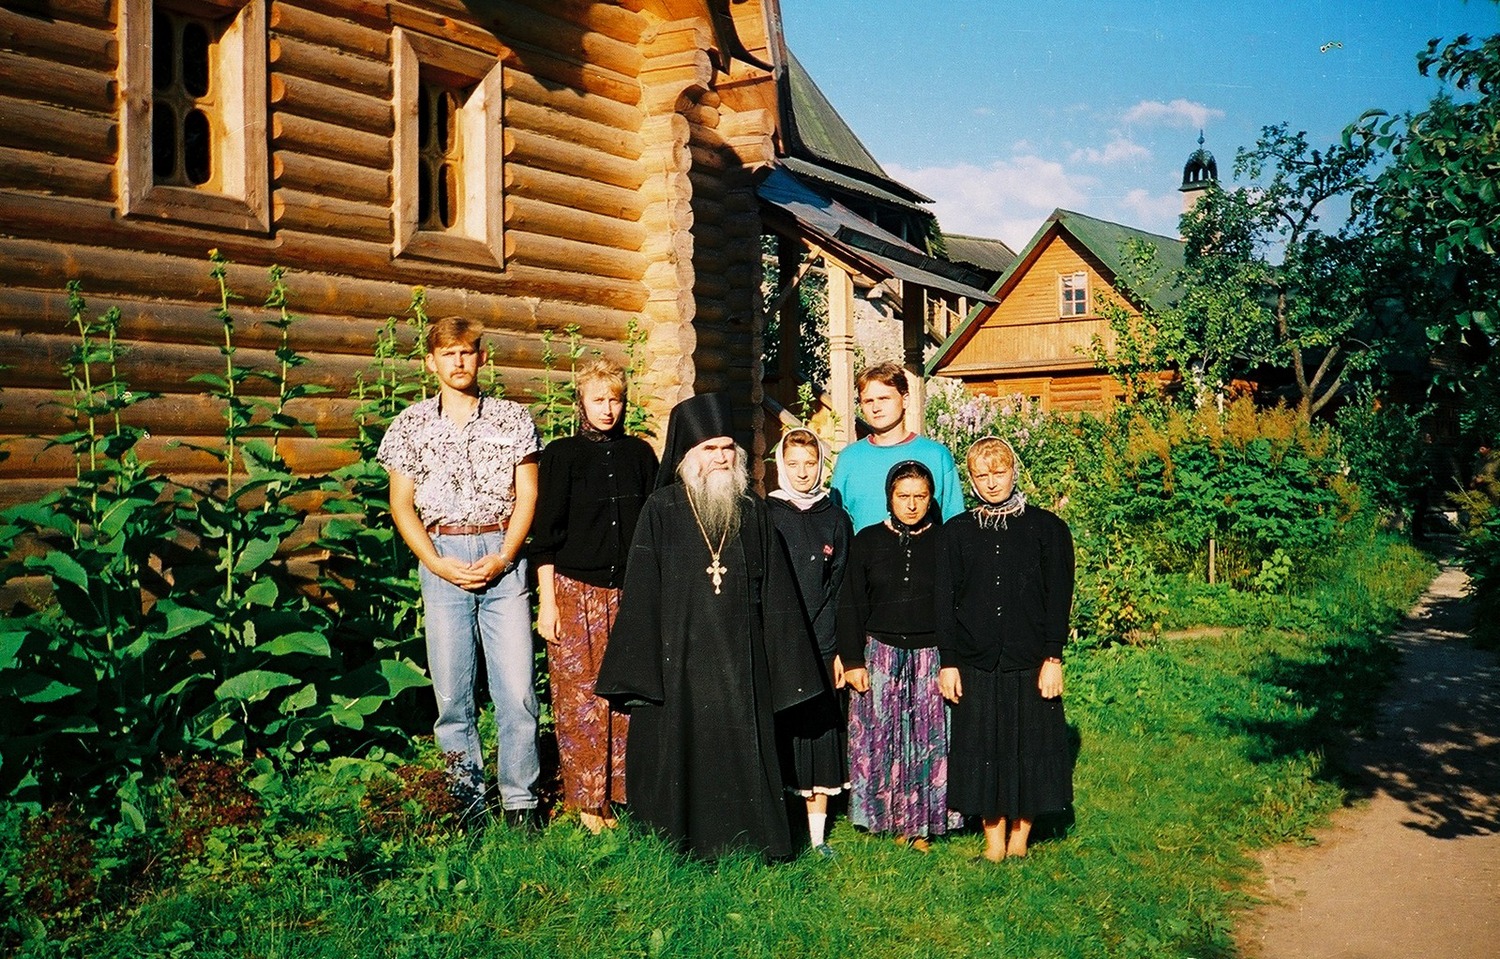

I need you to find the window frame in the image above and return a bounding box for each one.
[392,28,504,268]
[1059,271,1089,318]
[118,0,269,233]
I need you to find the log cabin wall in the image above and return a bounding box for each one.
[0,0,781,507]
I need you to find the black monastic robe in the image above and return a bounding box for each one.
[595,484,822,859]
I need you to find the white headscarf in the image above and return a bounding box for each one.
[768,427,829,509]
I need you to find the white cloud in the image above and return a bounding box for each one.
[1070,136,1151,165]
[1119,188,1184,235]
[887,155,1095,248]
[1122,98,1225,129]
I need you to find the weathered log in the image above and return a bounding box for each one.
[0,329,380,393]
[276,0,390,30]
[503,193,645,253]
[0,387,364,439]
[0,94,114,162]
[639,227,695,264]
[275,231,653,311]
[511,0,644,45]
[23,0,111,28]
[720,108,774,138]
[0,5,115,63]
[501,69,639,135]
[388,3,503,56]
[273,188,392,242]
[269,35,389,99]
[642,48,712,75]
[270,73,393,137]
[0,47,113,114]
[503,127,645,192]
[503,163,642,222]
[0,286,625,366]
[0,219,656,323]
[1,436,358,479]
[474,2,641,79]
[273,151,390,206]
[504,99,643,161]
[0,146,113,201]
[504,230,649,282]
[272,112,390,169]
[500,43,639,107]
[269,1,388,60]
[640,18,712,56]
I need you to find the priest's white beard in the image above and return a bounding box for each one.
[679,445,748,543]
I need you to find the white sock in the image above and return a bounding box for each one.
[808,811,828,847]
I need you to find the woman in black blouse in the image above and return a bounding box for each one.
[531,361,658,833]
[838,460,959,851]
[936,436,1075,861]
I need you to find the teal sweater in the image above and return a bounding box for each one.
[829,434,965,533]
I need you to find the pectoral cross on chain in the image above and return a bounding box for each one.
[706,556,727,595]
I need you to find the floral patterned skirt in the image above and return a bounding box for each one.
[548,574,629,811]
[847,636,961,837]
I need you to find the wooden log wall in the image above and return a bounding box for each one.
[0,0,782,506]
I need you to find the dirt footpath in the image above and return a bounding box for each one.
[1238,564,1500,959]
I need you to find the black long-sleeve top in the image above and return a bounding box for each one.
[768,494,853,659]
[529,432,658,588]
[836,521,941,667]
[934,507,1076,671]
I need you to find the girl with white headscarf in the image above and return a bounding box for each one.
[766,427,853,856]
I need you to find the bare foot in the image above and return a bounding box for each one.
[579,811,605,835]
[909,836,932,853]
[983,845,1007,863]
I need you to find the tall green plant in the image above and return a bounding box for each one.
[0,285,184,815]
[314,290,436,723]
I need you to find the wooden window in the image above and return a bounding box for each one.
[393,29,504,268]
[1059,272,1088,317]
[119,0,269,233]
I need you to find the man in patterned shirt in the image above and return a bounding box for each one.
[378,316,542,829]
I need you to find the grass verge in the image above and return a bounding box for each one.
[7,534,1434,959]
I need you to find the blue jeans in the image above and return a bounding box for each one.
[419,531,539,811]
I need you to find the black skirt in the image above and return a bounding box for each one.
[778,654,849,794]
[947,663,1073,820]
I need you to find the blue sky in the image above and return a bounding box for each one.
[780,0,1500,249]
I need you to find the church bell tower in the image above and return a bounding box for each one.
[1179,131,1218,217]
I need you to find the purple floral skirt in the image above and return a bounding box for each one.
[847,636,961,837]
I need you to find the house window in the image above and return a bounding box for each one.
[416,81,467,231]
[119,0,269,232]
[393,29,504,267]
[151,10,217,187]
[1060,272,1088,317]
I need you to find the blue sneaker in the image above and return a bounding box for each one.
[812,843,836,860]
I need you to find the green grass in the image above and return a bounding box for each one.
[10,534,1434,959]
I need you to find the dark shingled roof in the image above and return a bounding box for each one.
[943,233,1018,277]
[757,166,996,304]
[780,49,933,206]
[926,209,1186,374]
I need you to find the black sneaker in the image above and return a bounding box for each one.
[501,807,539,833]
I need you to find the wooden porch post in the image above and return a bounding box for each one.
[776,234,800,410]
[901,280,927,436]
[826,257,857,448]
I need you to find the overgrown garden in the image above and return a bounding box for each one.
[3,26,1499,959]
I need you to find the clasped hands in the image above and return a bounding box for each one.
[431,553,511,591]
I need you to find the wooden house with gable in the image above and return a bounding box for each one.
[927,208,1184,412]
[0,0,996,506]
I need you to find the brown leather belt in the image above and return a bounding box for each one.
[427,522,504,536]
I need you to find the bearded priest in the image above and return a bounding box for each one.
[595,392,823,860]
